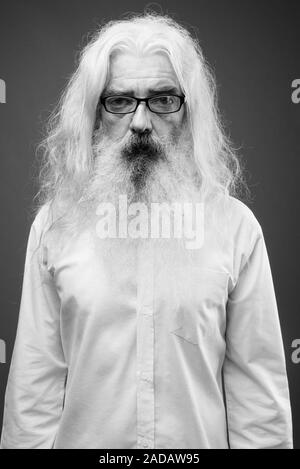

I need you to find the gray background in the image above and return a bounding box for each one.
[0,0,299,448]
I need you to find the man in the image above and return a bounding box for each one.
[0,13,293,449]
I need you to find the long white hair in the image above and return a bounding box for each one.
[34,11,249,237]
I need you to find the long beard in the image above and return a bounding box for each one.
[83,127,200,207]
[69,127,213,312]
[81,127,204,260]
[48,127,226,313]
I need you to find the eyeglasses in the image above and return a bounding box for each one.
[100,94,185,114]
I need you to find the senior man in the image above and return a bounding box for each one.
[0,13,293,449]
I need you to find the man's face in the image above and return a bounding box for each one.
[100,51,185,143]
[88,50,200,274]
[89,50,196,212]
[93,51,191,197]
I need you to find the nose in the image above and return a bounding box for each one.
[129,102,152,134]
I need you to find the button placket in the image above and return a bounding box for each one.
[136,243,155,449]
[137,437,152,449]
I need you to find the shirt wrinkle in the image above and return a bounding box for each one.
[0,196,293,449]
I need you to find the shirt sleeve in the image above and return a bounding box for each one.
[223,226,293,449]
[0,208,67,449]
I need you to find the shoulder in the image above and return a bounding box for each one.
[214,197,266,285]
[26,203,58,272]
[31,203,53,235]
[209,195,264,270]
[225,196,263,236]
[225,197,266,275]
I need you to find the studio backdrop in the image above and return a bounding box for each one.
[0,0,299,448]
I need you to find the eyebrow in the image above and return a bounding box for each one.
[102,85,181,97]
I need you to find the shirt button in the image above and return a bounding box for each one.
[142,372,152,383]
[138,438,152,449]
[143,312,153,319]
[141,306,153,316]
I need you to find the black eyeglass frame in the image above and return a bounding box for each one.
[99,94,186,114]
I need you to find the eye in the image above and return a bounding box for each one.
[149,95,180,113]
[151,95,175,105]
[109,97,130,105]
[105,96,135,111]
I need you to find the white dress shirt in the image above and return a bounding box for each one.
[0,196,293,449]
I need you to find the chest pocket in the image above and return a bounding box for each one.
[169,268,229,345]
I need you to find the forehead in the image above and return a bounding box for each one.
[104,51,181,95]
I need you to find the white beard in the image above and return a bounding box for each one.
[73,126,215,313]
[49,125,226,312]
[84,124,199,205]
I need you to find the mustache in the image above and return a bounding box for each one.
[119,133,167,192]
[121,133,166,162]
